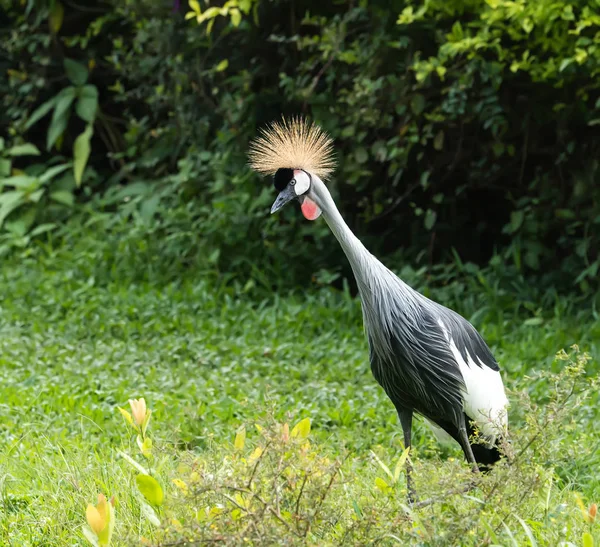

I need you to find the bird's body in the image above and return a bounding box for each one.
[249,117,509,500]
[313,174,508,469]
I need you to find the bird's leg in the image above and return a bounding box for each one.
[456,415,480,474]
[398,409,417,504]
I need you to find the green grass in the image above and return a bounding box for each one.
[0,234,599,545]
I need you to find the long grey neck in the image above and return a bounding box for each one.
[310,176,419,360]
[310,177,381,289]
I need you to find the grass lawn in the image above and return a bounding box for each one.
[0,236,599,545]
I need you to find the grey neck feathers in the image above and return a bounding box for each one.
[310,177,371,276]
[310,175,394,290]
[310,176,420,361]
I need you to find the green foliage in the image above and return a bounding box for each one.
[149,346,598,545]
[0,227,598,544]
[0,137,74,252]
[22,57,98,192]
[1,0,599,292]
[396,0,600,292]
[185,0,257,32]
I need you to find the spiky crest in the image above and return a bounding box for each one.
[248,117,336,180]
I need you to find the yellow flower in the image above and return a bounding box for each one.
[86,501,104,535]
[129,398,147,427]
[86,493,115,544]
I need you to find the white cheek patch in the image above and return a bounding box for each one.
[293,170,310,195]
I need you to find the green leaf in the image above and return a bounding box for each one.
[523,317,543,326]
[582,532,593,547]
[510,210,524,233]
[206,18,215,35]
[188,0,201,15]
[230,8,241,26]
[375,477,391,493]
[25,97,58,130]
[47,87,76,151]
[118,407,134,427]
[561,5,575,21]
[370,450,394,481]
[0,191,26,227]
[5,212,33,236]
[424,209,437,230]
[501,522,520,547]
[49,0,64,33]
[82,526,99,547]
[433,130,444,150]
[140,195,160,222]
[73,125,93,187]
[64,58,88,86]
[29,189,45,203]
[410,94,426,115]
[39,164,71,184]
[2,175,38,189]
[139,436,152,458]
[239,0,252,14]
[29,223,56,236]
[139,500,161,526]
[215,59,229,72]
[393,446,410,482]
[97,497,115,546]
[514,515,537,547]
[355,147,368,164]
[76,86,99,123]
[555,208,576,220]
[234,425,246,450]
[290,417,311,439]
[559,58,573,72]
[50,190,74,206]
[0,158,11,177]
[136,474,164,507]
[117,450,149,475]
[6,144,40,157]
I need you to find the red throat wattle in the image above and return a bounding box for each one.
[301,197,321,220]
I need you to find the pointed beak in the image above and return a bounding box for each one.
[270,185,297,214]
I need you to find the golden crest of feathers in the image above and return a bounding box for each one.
[248,117,336,180]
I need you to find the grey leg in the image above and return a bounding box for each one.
[456,414,480,473]
[398,409,417,503]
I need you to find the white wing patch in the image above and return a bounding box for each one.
[437,318,509,447]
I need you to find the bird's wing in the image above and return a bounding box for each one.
[433,304,500,372]
[369,308,467,419]
[433,304,508,440]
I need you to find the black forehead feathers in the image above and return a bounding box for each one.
[273,168,294,192]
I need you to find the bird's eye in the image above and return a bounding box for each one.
[292,171,310,195]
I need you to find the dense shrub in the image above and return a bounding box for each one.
[1,0,598,294]
[79,348,600,546]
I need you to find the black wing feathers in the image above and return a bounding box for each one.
[436,304,499,372]
[369,299,498,424]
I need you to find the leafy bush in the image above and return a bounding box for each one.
[1,0,599,294]
[74,347,599,546]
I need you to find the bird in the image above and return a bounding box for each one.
[248,117,509,501]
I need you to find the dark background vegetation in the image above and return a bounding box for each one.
[1,0,599,300]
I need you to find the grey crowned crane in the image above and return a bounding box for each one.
[248,118,509,501]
